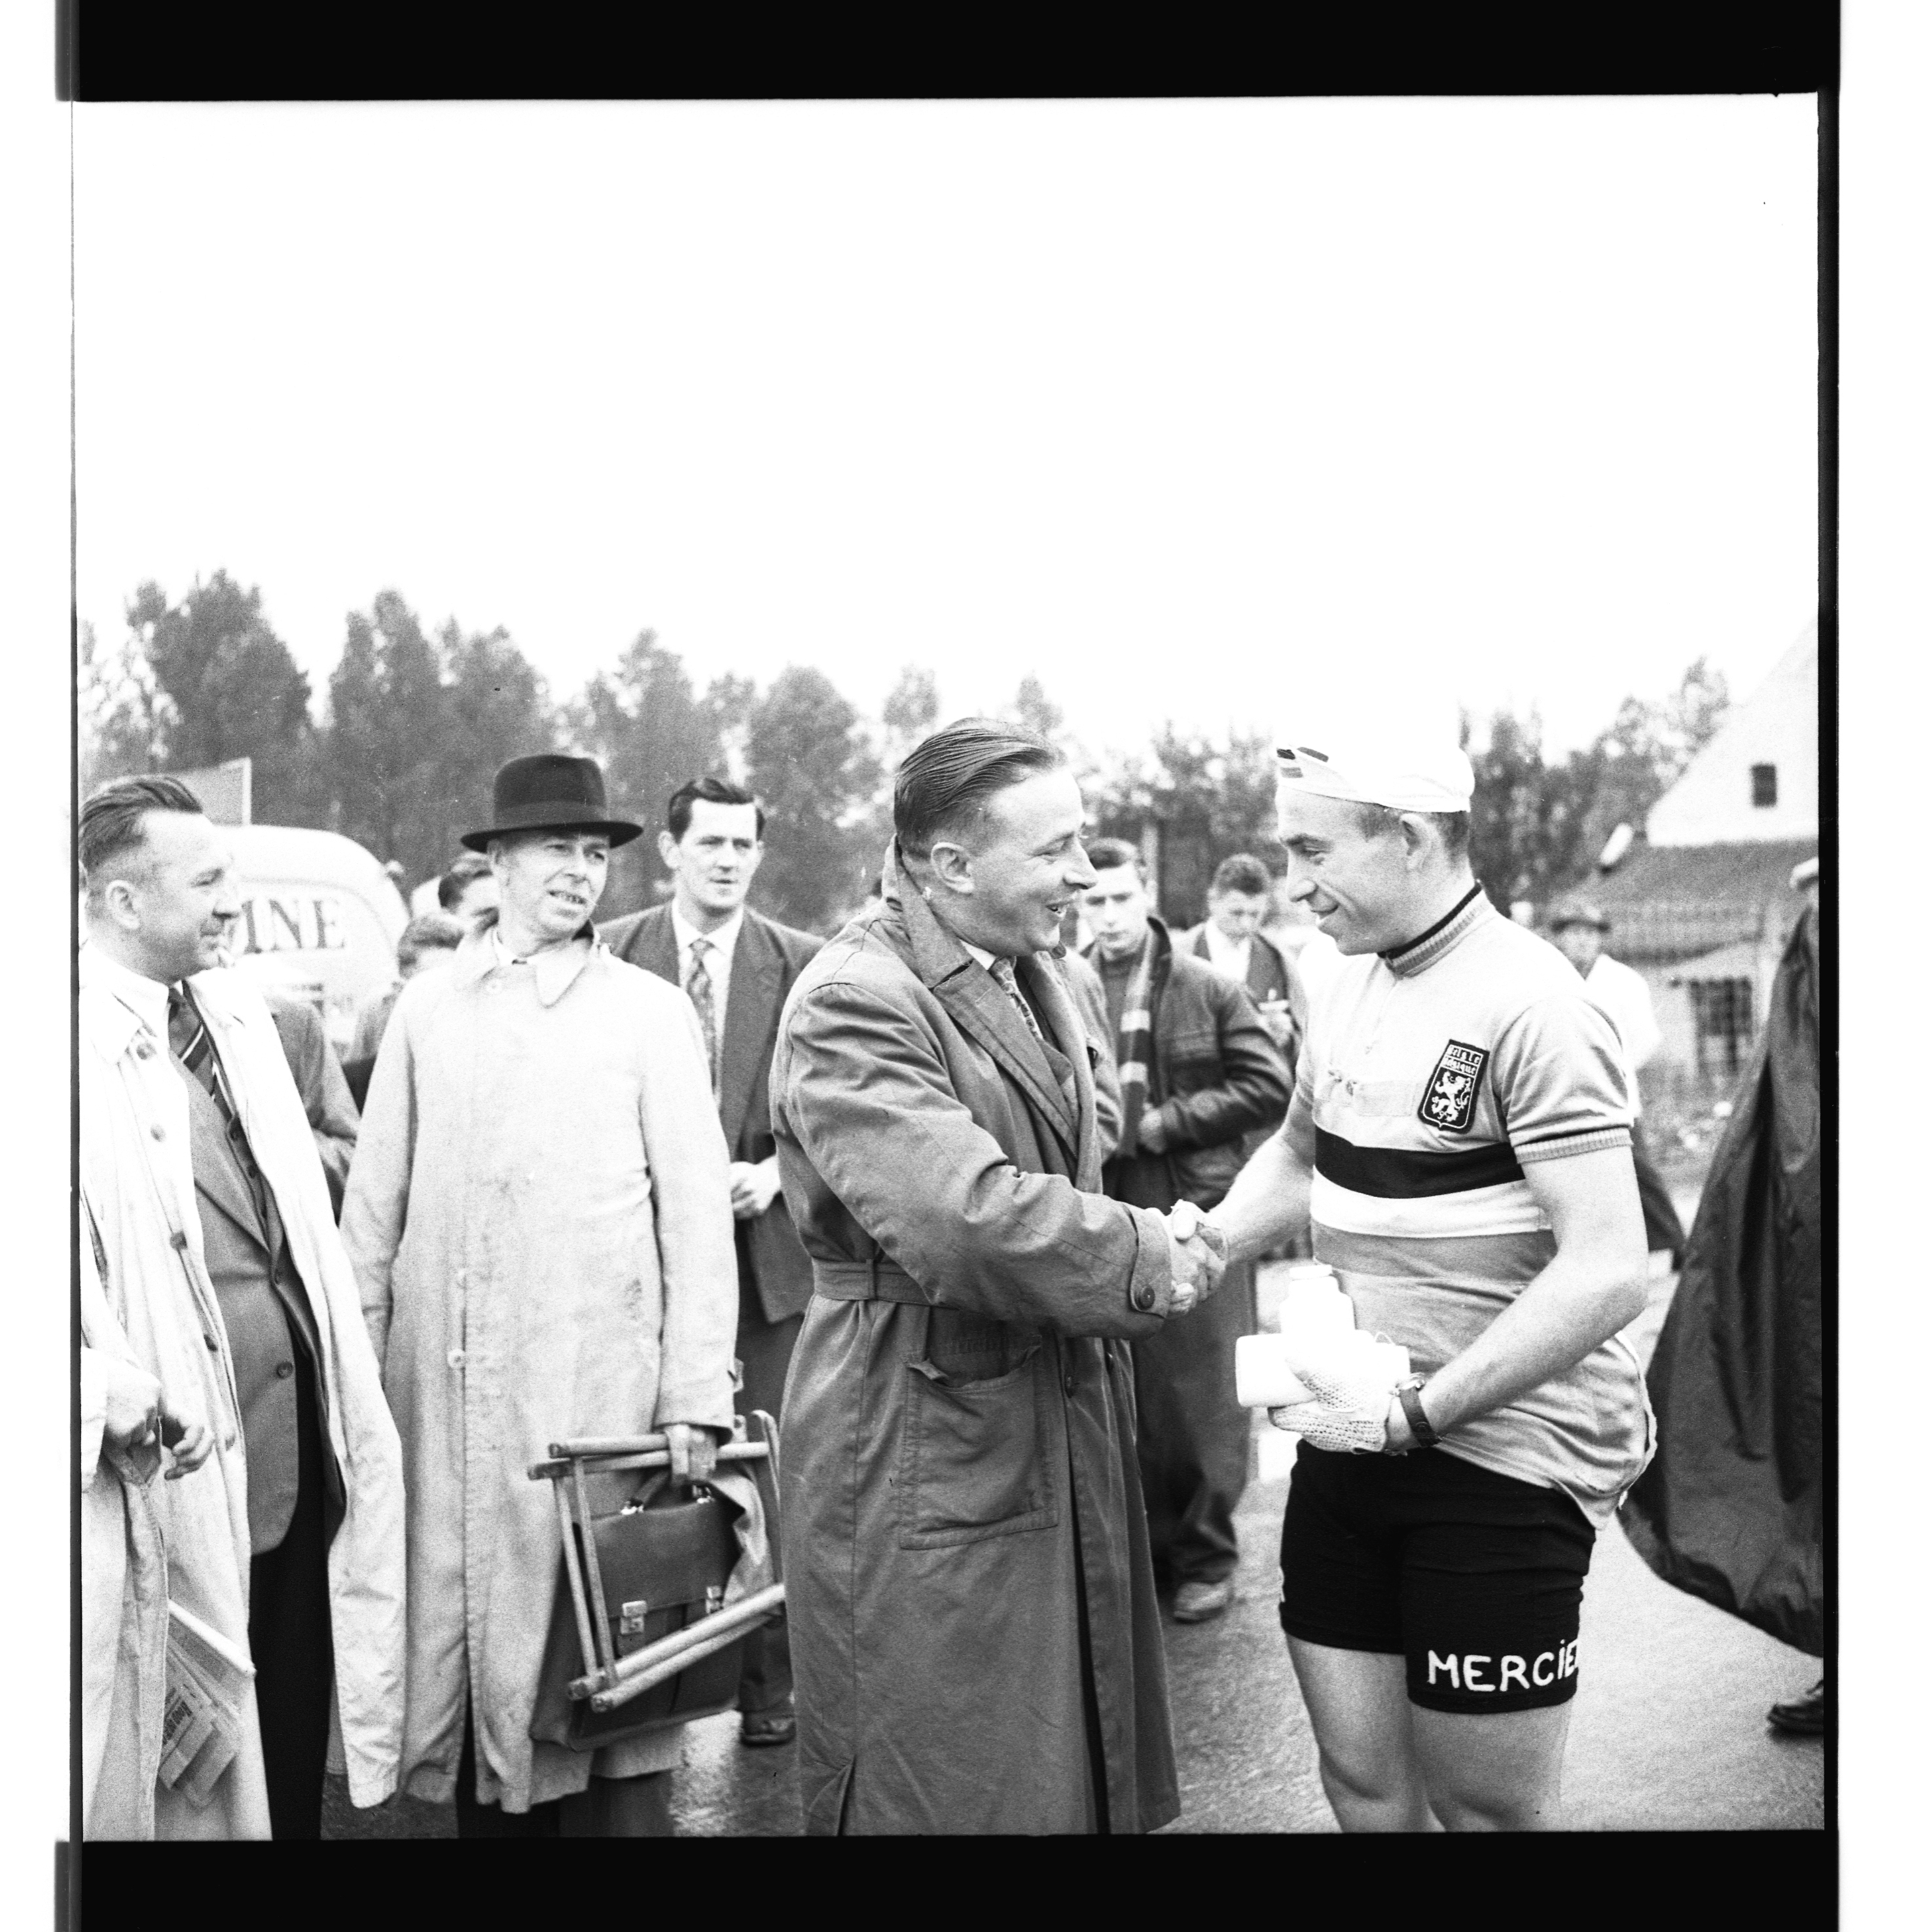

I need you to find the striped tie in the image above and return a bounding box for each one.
[988,957,1045,1046]
[168,984,226,1107]
[685,938,720,1091]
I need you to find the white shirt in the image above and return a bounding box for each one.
[1199,921,1254,984]
[672,903,744,1051]
[1581,952,1663,1118]
[83,941,173,1045]
[959,939,1000,973]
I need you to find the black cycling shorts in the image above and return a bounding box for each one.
[1278,1440,1597,1714]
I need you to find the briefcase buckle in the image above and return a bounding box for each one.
[618,1599,649,1639]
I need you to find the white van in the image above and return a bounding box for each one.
[221,823,408,1052]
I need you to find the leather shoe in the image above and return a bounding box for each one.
[1171,1578,1235,1624]
[1766,1681,1824,1736]
[740,1710,797,1748]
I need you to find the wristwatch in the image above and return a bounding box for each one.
[1394,1376,1442,1451]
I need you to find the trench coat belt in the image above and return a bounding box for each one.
[810,1256,932,1306]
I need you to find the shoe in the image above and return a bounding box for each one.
[1171,1578,1235,1624]
[740,1710,797,1748]
[1766,1681,1824,1736]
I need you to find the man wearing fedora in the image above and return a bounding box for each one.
[1551,902,1686,1267]
[601,776,823,1749]
[342,753,740,1836]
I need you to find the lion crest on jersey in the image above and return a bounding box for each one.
[1418,1039,1487,1134]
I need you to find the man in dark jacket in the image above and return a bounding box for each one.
[1083,838,1290,1623]
[600,775,823,1747]
[1185,853,1293,1009]
[261,987,361,1219]
[770,719,1221,1834]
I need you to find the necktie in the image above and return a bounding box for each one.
[987,957,1045,1046]
[168,983,236,1122]
[686,938,720,1091]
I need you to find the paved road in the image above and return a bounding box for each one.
[327,1201,1822,1838]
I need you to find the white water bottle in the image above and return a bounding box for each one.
[1277,1264,1358,1340]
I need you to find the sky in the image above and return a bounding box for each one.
[73,96,1817,766]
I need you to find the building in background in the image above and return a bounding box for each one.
[1555,626,1818,1087]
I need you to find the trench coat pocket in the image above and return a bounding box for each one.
[899,1344,1059,1549]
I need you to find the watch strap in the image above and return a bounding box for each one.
[1397,1379,1441,1450]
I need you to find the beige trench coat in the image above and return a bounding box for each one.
[341,936,738,1813]
[79,950,410,1837]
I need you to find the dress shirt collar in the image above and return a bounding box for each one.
[489,920,597,1005]
[80,942,173,1041]
[1202,921,1254,973]
[959,938,1000,973]
[671,901,744,963]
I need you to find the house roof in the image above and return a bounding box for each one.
[1662,936,1767,985]
[1552,838,1818,965]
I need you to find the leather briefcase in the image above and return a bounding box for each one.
[530,1469,744,1751]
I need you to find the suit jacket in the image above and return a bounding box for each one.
[264,989,360,1217]
[182,1037,346,1553]
[600,902,825,1323]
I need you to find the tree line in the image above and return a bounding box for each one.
[80,570,1729,933]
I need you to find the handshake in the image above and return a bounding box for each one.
[1156,1200,1230,1318]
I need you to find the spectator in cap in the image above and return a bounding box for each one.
[1550,903,1686,1268]
[342,753,740,1836]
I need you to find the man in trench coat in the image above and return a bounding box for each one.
[769,718,1220,1835]
[79,775,408,1839]
[342,754,738,1835]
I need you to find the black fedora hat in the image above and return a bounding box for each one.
[460,753,642,851]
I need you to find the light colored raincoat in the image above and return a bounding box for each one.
[342,934,738,1812]
[79,948,408,1838]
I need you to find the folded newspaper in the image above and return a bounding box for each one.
[160,1601,255,1807]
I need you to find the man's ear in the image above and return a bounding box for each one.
[1144,877,1161,913]
[99,878,141,933]
[1389,812,1424,870]
[657,829,679,870]
[926,839,975,897]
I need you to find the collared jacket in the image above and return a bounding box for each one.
[1092,917,1292,1207]
[340,931,738,1812]
[768,846,1182,1835]
[600,903,825,1323]
[78,950,409,1838]
[264,988,360,1216]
